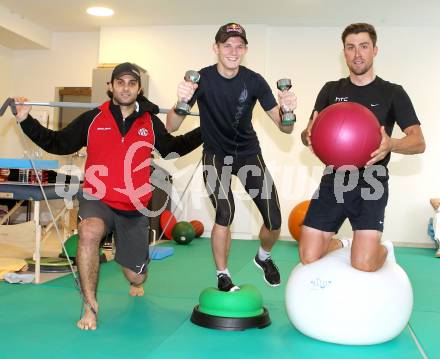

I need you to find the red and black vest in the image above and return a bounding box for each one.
[83,101,155,211]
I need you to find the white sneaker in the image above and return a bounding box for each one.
[339,237,352,249]
[381,240,396,263]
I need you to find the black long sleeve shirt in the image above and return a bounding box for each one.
[20,98,202,158]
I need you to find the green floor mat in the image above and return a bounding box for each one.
[0,279,35,296]
[408,310,440,358]
[396,247,440,312]
[147,304,422,359]
[0,285,195,359]
[0,240,434,359]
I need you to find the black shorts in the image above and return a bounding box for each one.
[202,151,281,230]
[303,173,389,233]
[78,193,149,274]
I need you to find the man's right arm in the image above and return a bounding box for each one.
[166,80,198,133]
[301,111,318,148]
[166,109,187,133]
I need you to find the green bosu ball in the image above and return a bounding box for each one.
[63,234,80,257]
[190,284,271,330]
[199,284,263,317]
[60,234,104,258]
[171,221,195,245]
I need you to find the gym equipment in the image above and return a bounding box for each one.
[149,246,174,260]
[154,158,201,244]
[63,234,80,258]
[26,257,73,273]
[147,162,172,243]
[190,220,204,237]
[0,97,200,117]
[285,247,413,345]
[160,210,177,240]
[288,200,311,240]
[3,273,34,284]
[171,221,195,245]
[174,70,201,116]
[0,162,77,284]
[310,102,381,169]
[191,284,271,330]
[276,78,295,125]
[59,234,106,264]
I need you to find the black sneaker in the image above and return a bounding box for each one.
[217,273,240,292]
[254,255,281,287]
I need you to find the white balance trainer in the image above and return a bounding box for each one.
[285,247,413,345]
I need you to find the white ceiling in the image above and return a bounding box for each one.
[0,0,439,32]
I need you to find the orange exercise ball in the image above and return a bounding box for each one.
[190,220,204,237]
[288,200,311,241]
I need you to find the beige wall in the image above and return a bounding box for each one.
[1,25,437,244]
[11,32,99,104]
[0,44,14,156]
[0,45,11,97]
[0,32,99,158]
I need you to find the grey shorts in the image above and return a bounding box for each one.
[78,194,149,274]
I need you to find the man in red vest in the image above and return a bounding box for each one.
[14,62,202,330]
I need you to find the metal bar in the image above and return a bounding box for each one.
[4,99,199,116]
[19,101,100,109]
[0,98,14,116]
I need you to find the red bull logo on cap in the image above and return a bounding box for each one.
[226,23,244,33]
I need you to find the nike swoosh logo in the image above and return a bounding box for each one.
[370,104,380,107]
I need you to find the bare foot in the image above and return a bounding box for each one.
[129,284,144,296]
[77,304,98,330]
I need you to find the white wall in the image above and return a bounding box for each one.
[11,32,99,105]
[2,25,437,245]
[0,32,99,158]
[0,45,12,136]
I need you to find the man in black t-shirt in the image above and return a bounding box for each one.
[300,23,425,272]
[167,23,297,291]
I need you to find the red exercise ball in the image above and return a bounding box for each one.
[311,102,381,169]
[190,220,204,237]
[288,200,311,241]
[160,210,177,240]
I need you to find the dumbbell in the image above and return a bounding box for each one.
[277,78,295,126]
[174,70,201,116]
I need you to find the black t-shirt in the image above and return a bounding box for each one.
[313,76,420,169]
[190,65,277,157]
